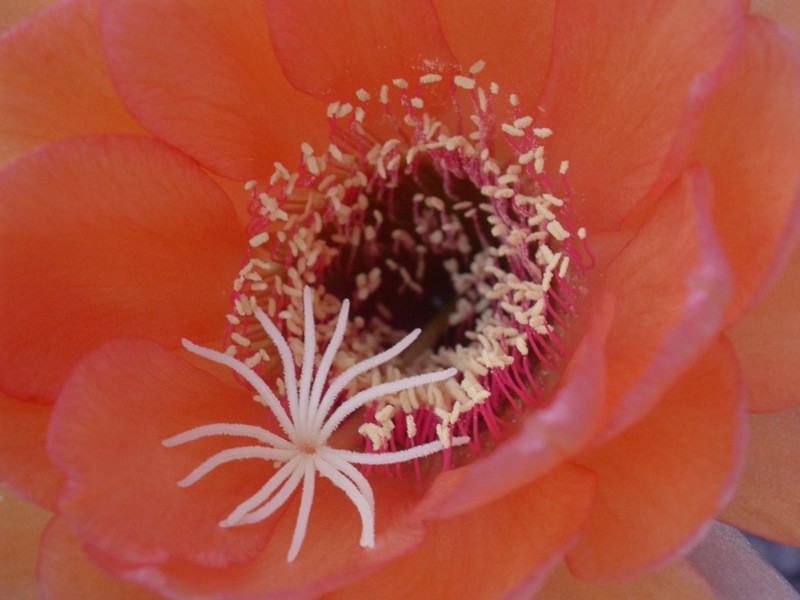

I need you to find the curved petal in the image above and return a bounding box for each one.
[423,295,612,519]
[326,465,595,600]
[0,0,143,167]
[752,0,800,42]
[0,486,51,600]
[38,517,161,600]
[0,392,63,509]
[540,0,743,232]
[691,16,800,323]
[565,340,746,579]
[537,561,716,600]
[100,0,326,182]
[721,406,800,544]
[264,0,459,102]
[0,134,246,401]
[728,244,800,412]
[49,338,284,569]
[598,166,732,439]
[689,522,800,600]
[434,0,555,115]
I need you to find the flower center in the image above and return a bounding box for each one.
[228,61,590,462]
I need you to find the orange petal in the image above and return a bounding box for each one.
[689,522,800,599]
[0,135,245,401]
[0,392,63,509]
[728,244,800,412]
[264,0,458,102]
[566,340,746,579]
[598,166,732,439]
[691,17,800,323]
[0,486,51,600]
[721,405,800,544]
[424,296,612,519]
[100,0,326,181]
[49,338,282,568]
[540,0,743,232]
[326,464,595,600]
[0,0,143,167]
[431,0,554,115]
[0,0,54,33]
[38,517,160,600]
[537,561,716,600]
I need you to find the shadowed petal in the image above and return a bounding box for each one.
[537,561,716,600]
[0,486,51,600]
[722,406,800,544]
[728,245,800,412]
[0,392,63,508]
[38,517,160,600]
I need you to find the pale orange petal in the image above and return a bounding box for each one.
[0,392,63,508]
[537,561,716,600]
[0,0,54,33]
[752,0,800,42]
[728,244,800,412]
[721,405,800,544]
[38,518,163,600]
[0,486,51,600]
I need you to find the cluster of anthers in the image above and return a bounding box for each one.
[223,59,588,456]
[163,286,469,561]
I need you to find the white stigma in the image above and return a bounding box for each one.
[162,286,468,562]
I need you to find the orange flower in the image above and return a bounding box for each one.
[1,1,799,598]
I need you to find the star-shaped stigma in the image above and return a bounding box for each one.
[163,286,469,562]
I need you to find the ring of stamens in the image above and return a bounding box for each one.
[163,286,468,562]
[227,61,590,459]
